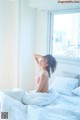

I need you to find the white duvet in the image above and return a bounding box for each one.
[1,89,59,106]
[0,89,80,120]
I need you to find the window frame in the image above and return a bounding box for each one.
[47,9,80,65]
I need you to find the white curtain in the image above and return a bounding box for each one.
[0,0,19,89]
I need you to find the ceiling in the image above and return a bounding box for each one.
[28,0,80,11]
[4,0,80,11]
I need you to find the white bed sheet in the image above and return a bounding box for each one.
[46,94,80,120]
[0,91,27,120]
[27,94,80,120]
[0,90,80,120]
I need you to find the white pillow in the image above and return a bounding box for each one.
[49,77,79,96]
[72,86,80,96]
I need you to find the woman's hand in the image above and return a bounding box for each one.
[34,54,43,65]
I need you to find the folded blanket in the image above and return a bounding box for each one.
[1,88,59,106]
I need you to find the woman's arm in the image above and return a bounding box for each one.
[34,54,43,66]
[34,54,42,58]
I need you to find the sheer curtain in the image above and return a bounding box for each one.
[0,0,19,89]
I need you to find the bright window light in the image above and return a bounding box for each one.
[52,13,80,58]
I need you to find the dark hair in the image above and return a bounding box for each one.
[43,54,57,78]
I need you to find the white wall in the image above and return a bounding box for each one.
[54,63,80,76]
[19,0,36,91]
[0,0,19,89]
[35,10,48,54]
[0,0,37,90]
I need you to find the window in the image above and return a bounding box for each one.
[48,11,80,64]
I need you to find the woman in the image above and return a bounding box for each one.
[1,54,57,105]
[34,54,57,93]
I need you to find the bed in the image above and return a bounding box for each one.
[0,74,80,120]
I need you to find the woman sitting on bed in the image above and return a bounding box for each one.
[1,54,57,106]
[34,54,57,93]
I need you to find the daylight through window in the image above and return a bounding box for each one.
[52,13,80,58]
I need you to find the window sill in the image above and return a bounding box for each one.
[55,56,80,66]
